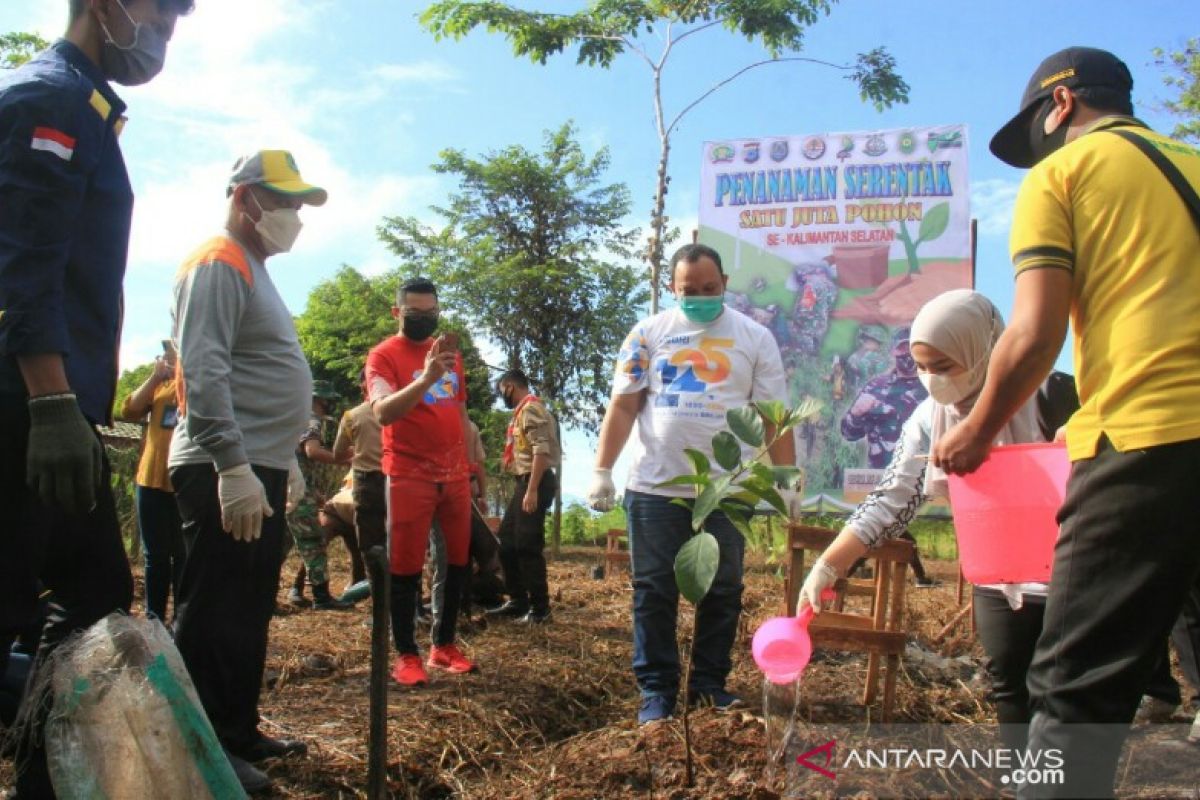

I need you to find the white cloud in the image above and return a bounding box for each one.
[372,61,461,84]
[971,178,1021,238]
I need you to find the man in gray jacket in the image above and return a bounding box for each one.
[168,150,324,794]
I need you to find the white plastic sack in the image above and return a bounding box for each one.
[43,613,245,800]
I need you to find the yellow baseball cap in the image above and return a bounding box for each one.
[227,150,327,205]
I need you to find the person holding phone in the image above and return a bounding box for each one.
[366,277,477,687]
[120,341,183,621]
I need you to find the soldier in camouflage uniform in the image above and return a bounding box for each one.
[287,381,353,610]
[840,327,928,468]
[785,259,839,356]
[845,324,891,390]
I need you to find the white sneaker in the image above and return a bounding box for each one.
[1188,709,1199,744]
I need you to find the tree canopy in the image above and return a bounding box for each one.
[293,265,496,418]
[420,1,909,311]
[378,121,646,433]
[0,32,49,69]
[1154,39,1199,143]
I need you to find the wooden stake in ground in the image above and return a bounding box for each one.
[365,545,391,799]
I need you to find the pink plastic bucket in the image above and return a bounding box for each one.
[946,442,1070,584]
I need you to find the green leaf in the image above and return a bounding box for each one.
[711,431,742,472]
[754,400,786,428]
[669,497,692,511]
[738,476,788,515]
[655,474,709,489]
[750,462,775,484]
[770,466,803,490]
[691,484,721,531]
[684,448,711,477]
[674,532,719,605]
[917,202,950,244]
[757,486,788,516]
[721,505,755,540]
[726,406,764,447]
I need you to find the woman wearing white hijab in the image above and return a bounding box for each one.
[797,289,1046,745]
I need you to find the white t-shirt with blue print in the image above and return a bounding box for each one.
[612,306,787,497]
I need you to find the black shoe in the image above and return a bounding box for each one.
[237,734,308,762]
[519,608,551,625]
[484,600,529,618]
[313,582,354,610]
[223,749,273,793]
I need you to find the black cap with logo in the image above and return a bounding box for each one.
[990,46,1133,168]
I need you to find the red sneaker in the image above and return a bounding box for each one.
[391,654,428,686]
[427,644,476,674]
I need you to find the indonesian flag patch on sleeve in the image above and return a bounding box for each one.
[30,127,76,161]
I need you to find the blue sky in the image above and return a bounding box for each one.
[2,1,1194,501]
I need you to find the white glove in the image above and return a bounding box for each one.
[218,464,273,542]
[586,467,616,512]
[799,557,839,615]
[286,458,306,513]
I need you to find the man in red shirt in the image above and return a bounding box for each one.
[367,278,476,686]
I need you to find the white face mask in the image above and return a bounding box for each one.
[918,369,976,406]
[98,0,168,86]
[248,192,302,255]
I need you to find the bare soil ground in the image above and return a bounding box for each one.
[5,546,1195,798]
[225,548,984,798]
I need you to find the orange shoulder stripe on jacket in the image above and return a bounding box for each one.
[176,235,254,287]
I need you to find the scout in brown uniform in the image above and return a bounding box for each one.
[487,369,560,624]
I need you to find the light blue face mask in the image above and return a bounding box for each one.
[678,294,724,324]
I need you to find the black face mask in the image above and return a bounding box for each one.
[501,390,516,409]
[1028,97,1071,165]
[402,315,438,342]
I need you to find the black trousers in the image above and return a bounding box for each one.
[0,395,133,798]
[1022,436,1200,798]
[498,470,556,612]
[1145,582,1200,705]
[973,587,1045,751]
[352,469,387,553]
[171,463,287,755]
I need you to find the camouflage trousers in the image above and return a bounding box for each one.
[287,499,328,587]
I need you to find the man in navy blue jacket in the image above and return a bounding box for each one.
[0,1,191,795]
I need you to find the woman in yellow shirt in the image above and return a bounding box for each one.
[121,351,183,621]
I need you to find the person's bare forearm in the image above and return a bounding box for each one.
[964,325,1061,440]
[595,392,642,469]
[16,353,70,396]
[123,373,162,419]
[305,440,347,465]
[765,422,796,467]
[820,526,871,576]
[374,374,435,426]
[527,452,550,492]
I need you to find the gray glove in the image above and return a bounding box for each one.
[26,393,103,514]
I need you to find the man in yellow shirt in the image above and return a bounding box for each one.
[933,47,1200,795]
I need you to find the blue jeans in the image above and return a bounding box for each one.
[625,489,745,699]
[136,484,183,621]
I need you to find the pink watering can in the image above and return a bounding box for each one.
[752,589,836,684]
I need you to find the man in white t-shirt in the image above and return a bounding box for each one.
[587,243,795,724]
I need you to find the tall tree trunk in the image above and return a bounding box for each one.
[551,415,563,558]
[648,59,670,314]
[648,136,670,315]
